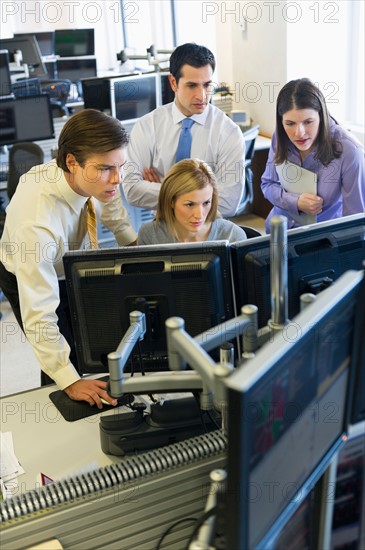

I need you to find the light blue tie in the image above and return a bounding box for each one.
[176,118,195,162]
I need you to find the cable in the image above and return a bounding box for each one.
[137,340,145,376]
[205,409,222,431]
[185,505,218,549]
[155,517,197,550]
[193,392,222,432]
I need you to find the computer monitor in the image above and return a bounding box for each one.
[56,58,97,83]
[0,94,54,146]
[15,32,55,57]
[230,213,365,328]
[54,28,95,57]
[63,241,234,374]
[225,269,363,550]
[158,71,175,104]
[349,266,365,425]
[81,76,112,111]
[0,50,12,98]
[81,73,141,112]
[110,73,158,124]
[0,35,47,77]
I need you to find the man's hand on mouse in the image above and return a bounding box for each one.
[64,379,118,409]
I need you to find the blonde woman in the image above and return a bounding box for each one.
[138,159,247,244]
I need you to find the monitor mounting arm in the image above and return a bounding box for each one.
[107,307,254,417]
[107,216,291,412]
[117,44,174,71]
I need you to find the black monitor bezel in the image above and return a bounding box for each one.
[0,49,12,98]
[0,93,54,146]
[0,35,47,77]
[225,269,363,549]
[230,213,365,326]
[63,241,234,375]
[54,28,95,57]
[109,72,159,124]
[56,57,97,82]
[15,31,55,57]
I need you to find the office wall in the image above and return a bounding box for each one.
[208,0,357,136]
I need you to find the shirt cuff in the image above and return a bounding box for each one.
[115,226,138,246]
[50,363,81,391]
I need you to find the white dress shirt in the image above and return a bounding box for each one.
[0,160,136,389]
[123,102,246,217]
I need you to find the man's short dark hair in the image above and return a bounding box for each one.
[169,43,216,83]
[57,109,129,172]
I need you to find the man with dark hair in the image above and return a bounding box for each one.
[0,109,137,407]
[123,43,245,218]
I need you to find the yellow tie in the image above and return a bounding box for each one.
[85,197,98,249]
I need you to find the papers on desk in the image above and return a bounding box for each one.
[0,431,24,499]
[276,161,317,225]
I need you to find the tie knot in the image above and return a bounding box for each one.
[87,197,96,214]
[181,118,195,130]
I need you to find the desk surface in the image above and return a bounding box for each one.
[255,134,271,151]
[0,377,201,497]
[0,381,227,549]
[0,380,136,495]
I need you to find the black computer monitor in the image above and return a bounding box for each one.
[230,214,365,328]
[225,269,363,549]
[158,72,175,104]
[0,35,47,77]
[54,28,95,57]
[0,50,12,97]
[63,241,234,374]
[56,58,97,83]
[81,76,112,111]
[349,267,365,425]
[0,94,54,146]
[15,32,55,57]
[110,73,158,124]
[81,73,141,112]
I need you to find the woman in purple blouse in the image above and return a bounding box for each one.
[261,78,365,232]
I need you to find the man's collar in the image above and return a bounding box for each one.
[172,100,210,125]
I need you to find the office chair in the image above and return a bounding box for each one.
[0,142,44,317]
[40,79,72,117]
[7,142,44,201]
[235,124,260,216]
[239,225,262,239]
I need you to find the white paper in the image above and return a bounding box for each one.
[0,431,25,499]
[0,431,24,481]
[275,161,317,225]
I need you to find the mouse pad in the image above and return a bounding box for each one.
[49,378,133,422]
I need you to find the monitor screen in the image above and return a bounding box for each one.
[56,58,97,83]
[110,73,158,123]
[230,214,365,328]
[15,32,55,57]
[54,28,95,57]
[63,241,234,374]
[0,94,54,146]
[0,50,12,97]
[0,36,47,77]
[225,269,363,549]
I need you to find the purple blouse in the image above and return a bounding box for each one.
[261,117,365,232]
